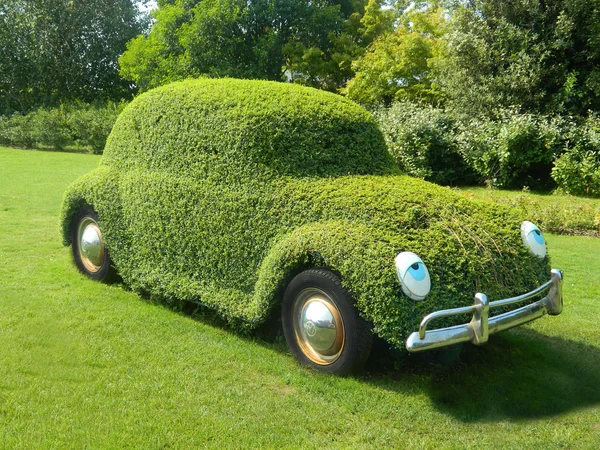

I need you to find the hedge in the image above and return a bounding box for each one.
[377,102,600,198]
[0,101,125,153]
[101,78,395,180]
[61,78,551,348]
[375,106,568,190]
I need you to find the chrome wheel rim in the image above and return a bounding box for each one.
[291,288,345,365]
[77,217,105,273]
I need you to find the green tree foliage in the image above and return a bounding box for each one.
[282,0,396,90]
[358,0,394,42]
[0,1,148,114]
[364,1,600,194]
[120,0,371,92]
[344,6,447,106]
[439,0,600,117]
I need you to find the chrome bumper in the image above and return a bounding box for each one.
[406,269,563,352]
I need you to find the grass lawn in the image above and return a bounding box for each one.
[460,186,600,211]
[458,186,600,236]
[1,146,599,448]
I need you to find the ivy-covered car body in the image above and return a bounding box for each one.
[60,79,562,372]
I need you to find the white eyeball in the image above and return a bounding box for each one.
[521,221,546,258]
[395,252,431,301]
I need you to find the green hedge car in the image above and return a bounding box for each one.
[61,79,563,375]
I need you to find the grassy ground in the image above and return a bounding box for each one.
[459,186,600,236]
[1,146,599,449]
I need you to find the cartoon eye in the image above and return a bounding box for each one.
[394,252,431,301]
[521,221,546,258]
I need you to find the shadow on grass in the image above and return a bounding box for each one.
[173,300,600,423]
[364,328,600,422]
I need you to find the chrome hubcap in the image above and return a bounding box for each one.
[77,217,105,273]
[292,288,345,365]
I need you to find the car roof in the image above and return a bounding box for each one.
[102,78,398,181]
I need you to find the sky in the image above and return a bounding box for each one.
[137,1,157,13]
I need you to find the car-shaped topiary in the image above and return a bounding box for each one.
[60,79,563,375]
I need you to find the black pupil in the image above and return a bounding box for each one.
[411,263,420,270]
[534,230,541,235]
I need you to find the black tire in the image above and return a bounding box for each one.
[282,268,373,375]
[71,206,115,282]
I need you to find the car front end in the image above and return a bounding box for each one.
[391,218,563,352]
[405,268,563,352]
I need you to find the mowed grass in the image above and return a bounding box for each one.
[458,186,600,236]
[1,146,599,449]
[460,186,600,211]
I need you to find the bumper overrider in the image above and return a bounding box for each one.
[406,269,563,352]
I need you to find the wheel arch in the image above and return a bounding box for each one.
[60,165,121,246]
[248,220,398,328]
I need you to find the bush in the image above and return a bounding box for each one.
[68,102,126,154]
[29,107,72,150]
[552,114,600,197]
[456,111,565,189]
[0,101,125,153]
[375,102,475,186]
[0,113,36,148]
[524,196,600,236]
[61,79,551,349]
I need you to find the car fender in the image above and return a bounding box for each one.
[59,165,122,247]
[249,220,403,331]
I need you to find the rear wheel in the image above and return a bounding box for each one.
[71,206,114,281]
[282,269,373,375]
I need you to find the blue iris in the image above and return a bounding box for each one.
[408,262,426,281]
[533,229,545,245]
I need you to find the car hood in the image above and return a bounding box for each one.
[270,175,552,346]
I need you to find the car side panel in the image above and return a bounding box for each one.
[112,170,280,313]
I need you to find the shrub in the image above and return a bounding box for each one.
[102,79,395,180]
[68,102,126,154]
[456,111,565,189]
[0,113,36,148]
[552,114,600,197]
[375,102,475,186]
[29,107,72,150]
[61,79,550,348]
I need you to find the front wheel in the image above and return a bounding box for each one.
[282,269,373,375]
[71,206,114,282]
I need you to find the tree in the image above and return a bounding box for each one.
[0,0,148,114]
[344,6,447,106]
[438,0,600,118]
[119,0,373,92]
